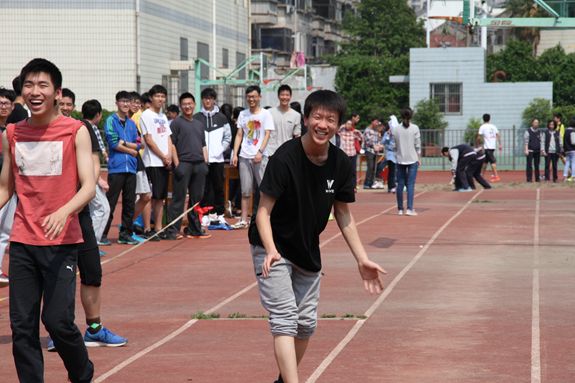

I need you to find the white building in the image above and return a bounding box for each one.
[0,0,249,110]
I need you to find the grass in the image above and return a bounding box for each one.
[472,199,493,203]
[321,314,337,318]
[191,311,220,319]
[356,315,368,319]
[227,312,268,319]
[342,313,355,318]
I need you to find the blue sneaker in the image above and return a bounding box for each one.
[131,233,145,243]
[99,250,106,257]
[459,187,472,192]
[84,327,127,347]
[47,336,56,352]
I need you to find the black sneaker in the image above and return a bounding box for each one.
[118,231,138,245]
[98,236,112,246]
[159,231,177,240]
[132,224,144,235]
[141,229,160,242]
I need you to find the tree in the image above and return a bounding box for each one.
[332,0,425,120]
[486,40,538,83]
[503,0,545,55]
[412,98,448,130]
[464,117,482,145]
[521,98,552,126]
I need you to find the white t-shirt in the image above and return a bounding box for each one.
[478,123,499,149]
[140,109,172,167]
[267,107,302,156]
[238,108,275,159]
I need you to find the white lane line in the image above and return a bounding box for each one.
[532,188,541,383]
[96,193,420,381]
[306,190,483,383]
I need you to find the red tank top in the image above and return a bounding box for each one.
[7,115,83,246]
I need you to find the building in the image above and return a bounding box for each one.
[409,47,552,131]
[0,0,249,110]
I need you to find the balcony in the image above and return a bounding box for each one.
[252,0,278,25]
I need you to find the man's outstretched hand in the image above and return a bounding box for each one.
[358,260,387,294]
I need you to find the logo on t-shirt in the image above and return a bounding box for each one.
[247,119,261,146]
[326,179,335,193]
[155,118,167,134]
[15,141,63,176]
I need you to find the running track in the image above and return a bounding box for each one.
[0,187,573,382]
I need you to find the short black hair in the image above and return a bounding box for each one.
[149,84,167,97]
[483,113,490,122]
[277,84,292,96]
[62,88,75,104]
[264,106,271,109]
[246,85,261,95]
[12,76,21,96]
[233,106,244,120]
[82,99,102,120]
[548,120,557,129]
[569,118,575,128]
[370,116,379,122]
[179,92,195,104]
[116,90,131,102]
[201,88,217,100]
[554,113,563,120]
[167,104,180,114]
[351,112,359,118]
[441,146,450,154]
[290,101,302,115]
[303,90,348,126]
[0,89,16,103]
[20,58,63,91]
[141,92,151,105]
[130,91,141,102]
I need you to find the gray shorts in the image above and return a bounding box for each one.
[251,245,321,339]
[135,170,151,194]
[239,156,268,197]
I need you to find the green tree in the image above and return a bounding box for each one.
[412,98,448,147]
[332,0,425,120]
[486,40,539,83]
[464,117,482,145]
[521,98,552,126]
[503,0,545,55]
[537,44,575,106]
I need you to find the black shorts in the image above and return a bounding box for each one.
[78,209,102,287]
[146,166,169,200]
[484,149,497,164]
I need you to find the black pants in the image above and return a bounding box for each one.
[387,161,396,191]
[466,158,491,189]
[526,152,541,182]
[454,155,475,189]
[104,172,136,236]
[545,153,559,181]
[78,208,102,287]
[10,242,94,383]
[364,152,376,187]
[349,155,357,187]
[200,162,225,215]
[168,161,208,235]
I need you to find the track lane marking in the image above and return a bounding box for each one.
[306,190,483,383]
[532,188,541,383]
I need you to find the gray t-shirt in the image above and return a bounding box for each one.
[170,116,206,163]
[267,107,302,156]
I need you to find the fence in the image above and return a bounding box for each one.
[418,127,565,171]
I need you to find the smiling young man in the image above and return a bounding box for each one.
[267,84,301,157]
[140,85,173,239]
[249,90,387,383]
[0,58,96,383]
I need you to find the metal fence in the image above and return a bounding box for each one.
[418,127,565,171]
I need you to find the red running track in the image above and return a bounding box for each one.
[0,187,574,382]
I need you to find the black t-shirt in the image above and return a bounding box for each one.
[6,103,28,125]
[80,119,101,153]
[248,138,355,272]
[171,116,206,163]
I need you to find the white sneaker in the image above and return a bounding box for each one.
[201,216,211,227]
[217,214,228,224]
[374,181,384,189]
[406,209,418,216]
[231,220,249,229]
[398,210,404,216]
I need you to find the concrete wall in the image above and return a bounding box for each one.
[538,29,575,56]
[410,47,553,132]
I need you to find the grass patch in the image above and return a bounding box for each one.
[191,311,220,319]
[342,313,355,318]
[321,313,337,318]
[472,199,492,203]
[227,312,268,319]
[356,315,368,319]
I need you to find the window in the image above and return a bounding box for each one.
[236,52,246,80]
[261,28,293,53]
[223,48,229,69]
[197,42,210,80]
[430,83,461,114]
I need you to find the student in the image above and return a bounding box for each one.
[0,58,95,383]
[563,119,575,182]
[130,91,154,240]
[393,107,421,216]
[362,117,383,189]
[339,120,359,190]
[465,149,492,190]
[380,121,397,193]
[542,120,562,182]
[81,100,111,249]
[166,92,210,239]
[6,76,29,124]
[0,89,16,287]
[475,113,502,181]
[441,145,491,191]
[140,85,173,238]
[524,118,542,182]
[555,113,570,177]
[50,90,127,351]
[166,104,179,125]
[194,88,231,224]
[103,90,141,245]
[268,84,301,156]
[249,90,386,383]
[231,85,274,229]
